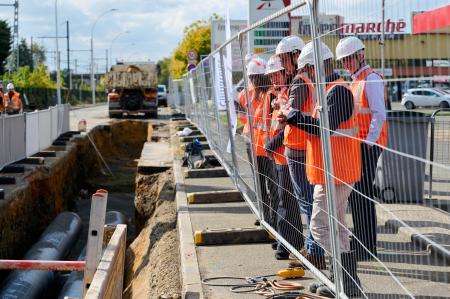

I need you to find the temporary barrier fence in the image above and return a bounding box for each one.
[0,104,70,170]
[169,0,450,298]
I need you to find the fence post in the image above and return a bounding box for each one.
[219,48,240,182]
[308,0,343,297]
[238,33,264,221]
[83,189,108,297]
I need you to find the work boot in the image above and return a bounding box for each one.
[254,219,260,226]
[272,242,278,250]
[275,250,290,260]
[288,249,326,270]
[317,252,363,298]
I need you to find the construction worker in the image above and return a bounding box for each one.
[248,57,280,229]
[4,83,23,115]
[0,81,4,113]
[336,36,387,261]
[276,35,325,268]
[264,55,304,260]
[279,41,362,298]
[237,53,260,125]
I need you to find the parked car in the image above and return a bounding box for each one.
[401,88,450,109]
[157,84,167,107]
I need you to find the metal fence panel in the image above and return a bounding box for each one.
[170,1,450,297]
[50,106,59,141]
[0,117,6,169]
[38,109,52,150]
[5,114,26,164]
[26,112,40,157]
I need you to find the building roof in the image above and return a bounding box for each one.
[413,5,450,34]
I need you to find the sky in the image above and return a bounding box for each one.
[0,0,447,73]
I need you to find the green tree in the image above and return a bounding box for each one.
[3,64,55,88]
[0,20,12,74]
[7,39,46,71]
[170,18,214,79]
[158,57,171,86]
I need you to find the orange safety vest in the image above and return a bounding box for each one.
[306,79,362,185]
[283,74,316,151]
[239,84,255,126]
[0,92,4,113]
[253,91,272,157]
[270,87,289,165]
[351,67,388,146]
[3,91,22,112]
[241,87,257,136]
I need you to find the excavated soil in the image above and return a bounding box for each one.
[123,170,181,299]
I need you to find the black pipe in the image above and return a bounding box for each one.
[57,211,127,299]
[0,212,82,299]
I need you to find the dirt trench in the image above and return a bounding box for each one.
[0,118,181,298]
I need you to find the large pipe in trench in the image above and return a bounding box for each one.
[0,212,82,299]
[58,211,127,299]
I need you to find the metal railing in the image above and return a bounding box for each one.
[0,104,70,170]
[168,0,450,298]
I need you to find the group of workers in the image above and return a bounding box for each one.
[0,81,23,115]
[238,35,387,298]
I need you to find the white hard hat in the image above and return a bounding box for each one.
[247,57,266,76]
[297,41,334,70]
[244,53,260,65]
[275,35,305,55]
[335,36,365,60]
[265,55,284,75]
[6,83,14,90]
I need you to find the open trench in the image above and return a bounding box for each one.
[0,119,181,299]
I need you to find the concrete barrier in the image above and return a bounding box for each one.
[85,224,127,299]
[194,228,274,246]
[183,167,227,178]
[187,190,243,204]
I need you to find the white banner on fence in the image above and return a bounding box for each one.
[225,8,237,154]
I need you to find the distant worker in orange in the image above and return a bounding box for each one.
[0,81,4,113]
[3,83,23,115]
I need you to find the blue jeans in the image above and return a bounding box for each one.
[287,155,324,256]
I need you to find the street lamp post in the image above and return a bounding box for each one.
[90,8,117,105]
[109,30,129,68]
[55,0,61,105]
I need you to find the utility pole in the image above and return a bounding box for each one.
[0,0,19,70]
[55,0,61,105]
[105,49,108,73]
[30,36,33,69]
[67,21,72,90]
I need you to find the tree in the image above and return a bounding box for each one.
[7,39,46,71]
[170,18,213,79]
[0,20,12,74]
[158,57,171,86]
[2,64,55,88]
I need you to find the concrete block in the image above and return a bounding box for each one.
[34,151,57,158]
[53,140,67,146]
[137,142,172,174]
[20,157,45,165]
[0,176,16,185]
[183,167,227,179]
[180,135,206,143]
[1,165,25,173]
[194,228,274,246]
[187,190,243,204]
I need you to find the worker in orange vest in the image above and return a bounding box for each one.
[238,53,260,128]
[336,36,387,261]
[247,57,280,229]
[264,54,305,260]
[277,35,325,269]
[279,41,363,298]
[4,83,23,115]
[0,81,4,114]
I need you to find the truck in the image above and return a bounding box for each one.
[107,62,159,118]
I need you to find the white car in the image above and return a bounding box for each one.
[401,88,450,110]
[157,84,167,107]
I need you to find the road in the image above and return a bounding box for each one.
[69,104,172,132]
